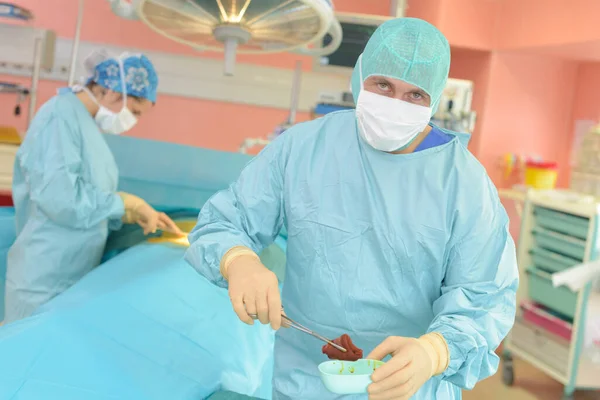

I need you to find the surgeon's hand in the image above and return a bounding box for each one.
[224,248,282,330]
[118,192,183,236]
[366,333,449,400]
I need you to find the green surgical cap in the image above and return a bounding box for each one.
[351,18,451,115]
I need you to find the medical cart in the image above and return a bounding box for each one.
[502,190,600,400]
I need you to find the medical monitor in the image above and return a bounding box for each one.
[312,12,391,75]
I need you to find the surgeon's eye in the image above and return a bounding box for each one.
[377,82,391,92]
[410,92,423,100]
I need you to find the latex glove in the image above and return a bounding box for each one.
[366,333,449,400]
[118,192,183,236]
[222,246,282,330]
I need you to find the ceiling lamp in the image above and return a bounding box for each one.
[110,0,343,76]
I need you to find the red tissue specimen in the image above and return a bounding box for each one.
[322,334,363,361]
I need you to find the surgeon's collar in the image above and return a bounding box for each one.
[356,122,463,161]
[433,124,471,147]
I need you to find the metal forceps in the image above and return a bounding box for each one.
[248,312,347,353]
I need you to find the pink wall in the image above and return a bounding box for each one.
[0,73,311,151]
[0,74,60,132]
[436,0,498,50]
[485,0,600,192]
[397,0,586,192]
[1,0,596,186]
[572,62,600,122]
[405,0,497,50]
[0,0,391,151]
[448,48,493,155]
[448,49,580,238]
[495,0,600,50]
[476,53,578,188]
[404,0,443,25]
[6,0,392,70]
[5,0,598,243]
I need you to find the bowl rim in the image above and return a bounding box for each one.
[318,359,384,377]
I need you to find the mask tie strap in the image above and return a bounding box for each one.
[116,57,128,111]
[358,54,365,91]
[74,85,102,109]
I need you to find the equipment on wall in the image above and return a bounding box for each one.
[431,78,476,133]
[0,83,29,116]
[0,2,32,19]
[0,3,56,127]
[571,124,600,198]
[109,0,343,76]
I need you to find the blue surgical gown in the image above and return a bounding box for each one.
[4,89,125,323]
[186,110,519,400]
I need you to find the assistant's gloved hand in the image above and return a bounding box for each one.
[118,192,183,236]
[222,246,282,330]
[366,333,449,400]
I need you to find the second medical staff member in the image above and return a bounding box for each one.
[4,52,182,323]
[186,18,518,400]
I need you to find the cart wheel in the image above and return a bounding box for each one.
[502,362,515,386]
[502,364,514,386]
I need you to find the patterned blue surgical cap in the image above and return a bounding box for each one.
[91,53,158,103]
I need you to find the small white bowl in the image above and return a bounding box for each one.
[318,359,385,394]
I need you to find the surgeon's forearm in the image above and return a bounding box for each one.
[104,193,126,225]
[185,225,260,287]
[185,137,288,286]
[38,182,125,229]
[112,192,126,216]
[427,292,516,389]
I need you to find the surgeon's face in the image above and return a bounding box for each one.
[363,76,431,107]
[96,88,154,118]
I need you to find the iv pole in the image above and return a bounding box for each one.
[286,60,302,125]
[67,0,85,86]
[29,0,83,126]
[390,0,408,17]
[27,38,43,127]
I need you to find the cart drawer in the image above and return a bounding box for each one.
[534,206,589,240]
[511,319,570,375]
[532,227,586,260]
[527,267,578,318]
[529,247,580,273]
[521,301,573,341]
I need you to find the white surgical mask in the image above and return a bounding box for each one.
[355,54,432,152]
[94,102,137,135]
[76,56,138,135]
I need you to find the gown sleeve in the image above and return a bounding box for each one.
[185,135,289,288]
[427,181,519,389]
[18,116,125,229]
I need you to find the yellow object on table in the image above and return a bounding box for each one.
[524,160,558,189]
[147,235,189,247]
[0,126,22,145]
[146,219,195,247]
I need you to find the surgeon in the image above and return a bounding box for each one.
[4,52,182,323]
[186,18,518,400]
